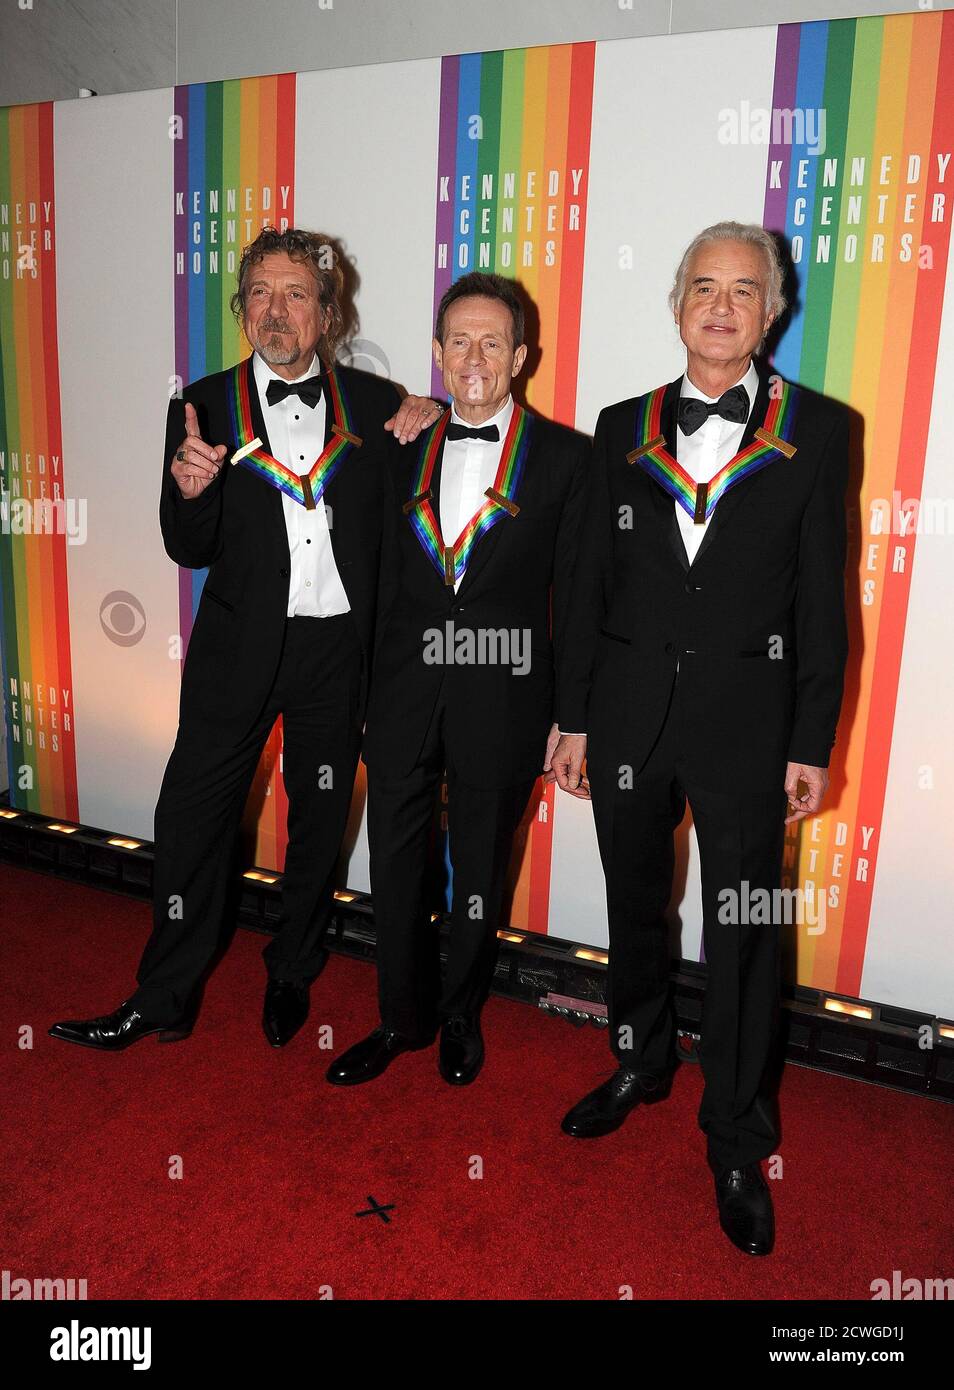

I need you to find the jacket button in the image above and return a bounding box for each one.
[279,568,289,578]
[685,580,701,594]
[665,641,675,655]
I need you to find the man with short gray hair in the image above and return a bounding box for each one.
[551,222,850,1256]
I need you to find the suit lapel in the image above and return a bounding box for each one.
[649,378,690,573]
[429,427,451,589]
[690,363,770,568]
[318,365,336,448]
[242,354,290,563]
[455,407,531,599]
[404,419,452,593]
[245,353,274,456]
[315,365,344,564]
[430,427,448,538]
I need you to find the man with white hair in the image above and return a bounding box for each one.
[550,222,849,1256]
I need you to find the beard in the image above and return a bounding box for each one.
[255,324,302,366]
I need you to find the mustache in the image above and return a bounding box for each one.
[260,318,294,333]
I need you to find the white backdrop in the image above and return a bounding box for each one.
[25,22,954,1015]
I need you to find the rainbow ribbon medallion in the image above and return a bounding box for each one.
[226,362,362,510]
[627,379,800,523]
[406,406,533,585]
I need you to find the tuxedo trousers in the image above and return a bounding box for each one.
[367,682,536,1039]
[588,668,787,1174]
[131,613,362,1023]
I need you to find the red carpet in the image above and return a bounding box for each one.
[2,860,951,1300]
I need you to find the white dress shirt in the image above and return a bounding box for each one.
[675,360,759,565]
[557,362,760,737]
[439,394,514,594]
[252,350,351,618]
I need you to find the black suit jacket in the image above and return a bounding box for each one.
[362,407,590,789]
[558,364,849,786]
[160,356,401,733]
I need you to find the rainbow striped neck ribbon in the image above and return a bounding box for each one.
[404,404,533,586]
[626,376,799,523]
[226,361,362,510]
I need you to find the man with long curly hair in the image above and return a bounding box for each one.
[50,228,440,1053]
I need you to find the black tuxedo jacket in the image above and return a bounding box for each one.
[362,407,590,789]
[159,357,401,733]
[558,365,850,787]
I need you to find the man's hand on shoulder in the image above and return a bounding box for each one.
[385,394,445,445]
[171,402,228,500]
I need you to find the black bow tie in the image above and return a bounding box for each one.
[677,384,750,436]
[445,422,500,443]
[265,375,324,409]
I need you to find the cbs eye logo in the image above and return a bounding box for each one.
[338,339,391,377]
[100,590,146,647]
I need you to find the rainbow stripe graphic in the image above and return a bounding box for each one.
[173,74,296,870]
[0,103,78,819]
[433,44,595,933]
[763,12,954,993]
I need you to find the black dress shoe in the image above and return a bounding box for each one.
[438,1015,484,1085]
[714,1163,775,1256]
[48,1001,192,1052]
[325,1026,431,1086]
[561,1066,673,1138]
[262,979,309,1048]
